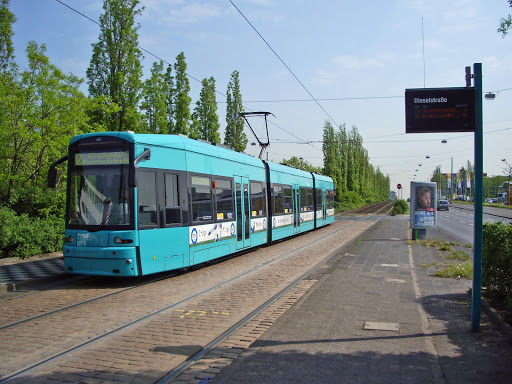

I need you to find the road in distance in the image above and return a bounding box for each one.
[436,203,511,245]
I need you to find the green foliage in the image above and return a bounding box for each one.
[172,51,191,135]
[164,64,175,133]
[322,121,342,193]
[86,0,144,132]
[498,0,512,36]
[335,191,366,211]
[391,199,409,215]
[448,250,470,261]
[433,262,472,279]
[322,121,390,205]
[141,60,169,133]
[281,156,322,173]
[0,41,89,207]
[483,222,512,314]
[191,76,220,143]
[0,0,16,70]
[224,70,247,152]
[0,207,63,259]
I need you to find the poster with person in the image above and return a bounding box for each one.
[410,182,437,229]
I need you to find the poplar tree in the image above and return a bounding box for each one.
[336,124,348,193]
[191,77,220,143]
[224,70,247,151]
[322,121,342,194]
[0,0,15,70]
[141,60,168,133]
[172,52,191,135]
[86,0,144,132]
[164,64,175,134]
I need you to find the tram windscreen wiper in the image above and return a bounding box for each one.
[88,199,121,232]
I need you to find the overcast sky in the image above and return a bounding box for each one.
[11,0,512,197]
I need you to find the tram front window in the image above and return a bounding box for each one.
[68,150,131,228]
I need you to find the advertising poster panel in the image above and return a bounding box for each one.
[410,182,437,229]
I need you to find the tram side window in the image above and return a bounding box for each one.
[327,191,335,209]
[215,178,234,221]
[250,181,267,217]
[138,171,158,227]
[300,187,314,212]
[191,175,213,222]
[272,184,284,215]
[316,189,322,211]
[164,173,181,225]
[283,185,292,213]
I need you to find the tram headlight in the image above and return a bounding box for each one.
[113,236,133,244]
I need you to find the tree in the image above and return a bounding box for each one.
[164,63,175,134]
[141,60,168,133]
[0,41,89,214]
[191,77,220,143]
[86,0,144,132]
[322,121,342,195]
[172,52,191,135]
[224,70,247,151]
[336,124,348,194]
[498,0,512,36]
[281,156,322,173]
[0,0,15,70]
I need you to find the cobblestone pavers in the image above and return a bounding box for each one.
[1,219,376,383]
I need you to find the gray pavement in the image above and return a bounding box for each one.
[214,216,512,384]
[1,216,512,383]
[0,253,65,291]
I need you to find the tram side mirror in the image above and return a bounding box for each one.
[48,167,57,189]
[48,155,68,189]
[131,148,151,188]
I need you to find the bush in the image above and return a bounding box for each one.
[336,191,366,211]
[482,222,512,315]
[391,199,409,215]
[0,207,63,259]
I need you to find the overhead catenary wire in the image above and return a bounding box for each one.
[228,0,339,143]
[54,0,317,151]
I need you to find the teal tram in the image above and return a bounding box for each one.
[48,132,335,277]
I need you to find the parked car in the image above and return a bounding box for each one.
[485,198,498,204]
[437,199,449,211]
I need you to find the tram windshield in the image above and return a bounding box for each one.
[67,149,132,228]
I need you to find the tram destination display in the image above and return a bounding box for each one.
[75,150,130,166]
[405,87,476,133]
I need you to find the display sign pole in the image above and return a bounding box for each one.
[471,63,483,331]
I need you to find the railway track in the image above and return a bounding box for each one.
[342,200,395,216]
[0,218,378,384]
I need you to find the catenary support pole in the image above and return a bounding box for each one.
[471,63,483,331]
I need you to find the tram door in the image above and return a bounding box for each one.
[293,185,300,233]
[235,176,250,249]
[322,190,327,223]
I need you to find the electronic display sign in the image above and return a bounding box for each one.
[75,151,130,166]
[405,87,476,133]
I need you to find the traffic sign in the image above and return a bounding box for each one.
[397,184,402,189]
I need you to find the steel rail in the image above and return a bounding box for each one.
[0,220,359,383]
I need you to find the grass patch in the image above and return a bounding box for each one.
[422,261,438,268]
[447,250,470,261]
[406,240,413,245]
[433,262,473,279]
[440,244,452,251]
[465,244,473,249]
